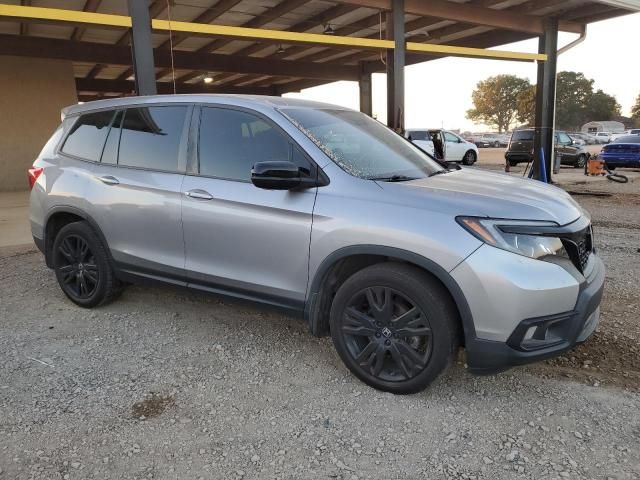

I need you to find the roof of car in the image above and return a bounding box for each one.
[62,94,350,118]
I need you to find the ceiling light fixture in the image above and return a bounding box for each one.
[323,23,336,35]
[203,73,214,84]
[276,44,286,54]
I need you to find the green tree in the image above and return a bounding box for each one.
[466,75,531,132]
[514,71,621,130]
[585,89,620,122]
[516,85,536,126]
[632,93,640,127]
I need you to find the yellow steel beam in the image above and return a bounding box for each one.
[0,4,547,62]
[406,42,545,61]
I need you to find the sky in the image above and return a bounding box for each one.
[285,12,640,132]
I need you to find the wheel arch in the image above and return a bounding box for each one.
[305,245,475,344]
[43,206,112,268]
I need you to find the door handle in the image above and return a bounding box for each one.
[97,175,120,186]
[185,189,214,200]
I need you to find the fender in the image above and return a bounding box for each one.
[43,205,114,268]
[305,245,476,343]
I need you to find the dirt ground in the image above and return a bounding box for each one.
[1,160,639,479]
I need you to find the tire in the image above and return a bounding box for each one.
[329,263,460,394]
[493,141,500,148]
[462,150,477,166]
[52,221,122,308]
[508,160,519,167]
[574,154,587,168]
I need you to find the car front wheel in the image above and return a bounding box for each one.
[574,154,587,168]
[329,263,460,394]
[462,150,477,166]
[52,221,122,308]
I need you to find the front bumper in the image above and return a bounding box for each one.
[452,246,605,375]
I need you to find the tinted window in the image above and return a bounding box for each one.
[62,110,114,161]
[407,131,427,141]
[101,110,123,164]
[199,108,296,181]
[118,106,187,171]
[511,130,534,142]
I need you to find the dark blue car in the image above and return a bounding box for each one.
[599,135,640,169]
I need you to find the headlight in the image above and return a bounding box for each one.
[457,217,568,260]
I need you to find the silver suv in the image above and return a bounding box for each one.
[29,95,604,394]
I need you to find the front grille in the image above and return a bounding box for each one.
[561,226,593,273]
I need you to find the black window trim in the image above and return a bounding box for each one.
[190,103,322,184]
[58,103,193,175]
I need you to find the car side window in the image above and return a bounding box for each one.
[199,107,309,181]
[61,110,115,161]
[118,106,187,171]
[558,132,572,144]
[444,132,458,143]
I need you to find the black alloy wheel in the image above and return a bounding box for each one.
[52,221,122,308]
[56,234,100,300]
[341,286,433,381]
[330,263,459,394]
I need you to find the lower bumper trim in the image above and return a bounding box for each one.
[465,256,605,375]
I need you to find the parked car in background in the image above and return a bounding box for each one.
[568,134,586,146]
[594,132,612,144]
[610,129,640,142]
[29,95,604,394]
[598,135,640,169]
[405,128,478,165]
[570,132,597,145]
[475,133,507,148]
[505,129,589,168]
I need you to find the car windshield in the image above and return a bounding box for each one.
[511,130,534,141]
[613,135,640,143]
[278,108,444,180]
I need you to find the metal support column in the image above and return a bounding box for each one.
[385,0,405,132]
[532,18,558,182]
[358,63,373,116]
[127,0,157,96]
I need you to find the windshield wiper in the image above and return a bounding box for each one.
[369,174,419,182]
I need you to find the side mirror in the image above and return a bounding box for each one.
[251,161,323,190]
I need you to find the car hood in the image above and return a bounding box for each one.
[379,168,583,225]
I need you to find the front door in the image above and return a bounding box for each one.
[443,131,464,161]
[181,106,317,311]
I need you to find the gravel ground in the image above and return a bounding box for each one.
[1,175,639,479]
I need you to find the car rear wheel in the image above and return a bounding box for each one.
[574,154,587,168]
[52,221,122,308]
[462,150,477,166]
[508,160,519,167]
[329,263,459,394]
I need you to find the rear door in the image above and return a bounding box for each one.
[555,131,576,163]
[86,104,190,280]
[180,105,317,311]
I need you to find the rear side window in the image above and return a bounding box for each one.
[511,130,534,142]
[61,110,114,161]
[118,106,187,171]
[407,131,427,141]
[199,107,303,181]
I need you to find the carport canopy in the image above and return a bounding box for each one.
[0,0,637,181]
